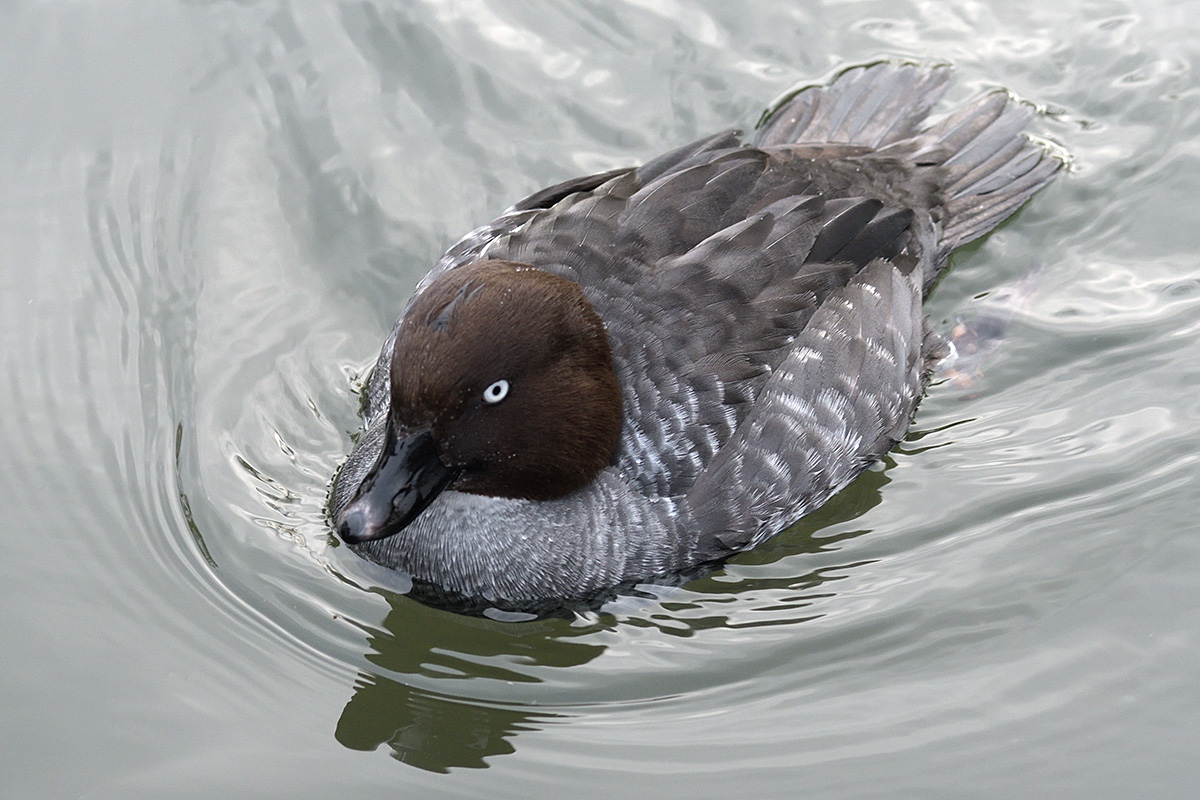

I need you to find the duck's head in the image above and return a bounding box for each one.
[337,259,623,545]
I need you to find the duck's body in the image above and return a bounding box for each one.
[331,62,1062,612]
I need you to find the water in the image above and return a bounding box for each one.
[3,0,1199,796]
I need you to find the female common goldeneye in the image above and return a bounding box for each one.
[330,61,1063,613]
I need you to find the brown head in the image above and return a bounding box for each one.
[337,259,623,544]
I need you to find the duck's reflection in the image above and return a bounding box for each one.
[334,595,604,771]
[335,671,551,772]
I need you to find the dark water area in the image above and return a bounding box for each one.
[3,1,1200,797]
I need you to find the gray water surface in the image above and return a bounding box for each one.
[4,1,1200,797]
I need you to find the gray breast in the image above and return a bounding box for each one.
[349,471,692,605]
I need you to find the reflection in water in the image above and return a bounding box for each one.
[336,673,555,772]
[336,597,602,771]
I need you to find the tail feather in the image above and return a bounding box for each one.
[755,61,1064,269]
[941,154,1061,254]
[754,61,952,149]
[919,91,1061,258]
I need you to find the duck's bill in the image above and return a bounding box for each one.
[337,426,456,544]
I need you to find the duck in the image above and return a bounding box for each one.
[330,61,1063,614]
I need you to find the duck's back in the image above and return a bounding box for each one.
[463,63,1060,548]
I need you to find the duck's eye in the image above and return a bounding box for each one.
[482,379,510,405]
